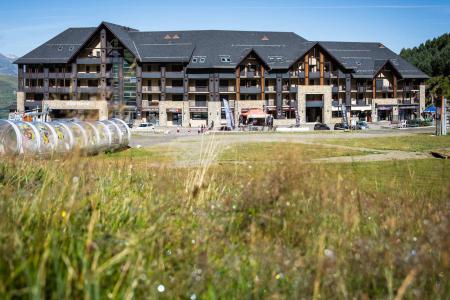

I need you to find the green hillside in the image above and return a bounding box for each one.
[400,33,450,99]
[0,75,17,118]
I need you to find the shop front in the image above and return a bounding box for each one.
[376,105,393,121]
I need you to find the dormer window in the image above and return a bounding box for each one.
[199,57,206,63]
[220,56,231,63]
[57,45,63,51]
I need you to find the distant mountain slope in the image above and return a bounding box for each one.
[0,53,17,76]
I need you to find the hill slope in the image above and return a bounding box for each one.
[400,33,450,99]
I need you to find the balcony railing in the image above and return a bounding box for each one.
[166,71,184,78]
[77,72,101,79]
[76,57,101,64]
[24,87,45,93]
[78,86,100,93]
[49,73,72,78]
[142,71,161,78]
[142,86,161,93]
[219,86,235,92]
[165,86,184,94]
[240,86,261,94]
[189,86,209,93]
[240,70,261,78]
[48,87,71,93]
[264,86,276,93]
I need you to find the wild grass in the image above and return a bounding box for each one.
[323,133,450,152]
[0,139,449,299]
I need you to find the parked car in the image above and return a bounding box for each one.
[356,121,369,130]
[406,119,420,127]
[314,123,330,130]
[131,122,155,132]
[334,123,349,130]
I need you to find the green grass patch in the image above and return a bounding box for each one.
[219,142,369,162]
[323,133,450,152]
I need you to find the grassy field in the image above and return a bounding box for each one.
[0,138,449,299]
[324,133,450,152]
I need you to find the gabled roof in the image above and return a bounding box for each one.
[13,21,428,80]
[319,41,429,79]
[14,27,97,64]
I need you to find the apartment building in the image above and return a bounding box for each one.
[14,22,428,126]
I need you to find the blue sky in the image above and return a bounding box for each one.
[0,0,449,56]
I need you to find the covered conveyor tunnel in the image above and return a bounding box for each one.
[0,119,130,156]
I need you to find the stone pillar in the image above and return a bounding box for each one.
[372,103,378,123]
[392,105,399,122]
[159,101,167,126]
[16,92,25,113]
[419,84,426,117]
[99,103,108,121]
[323,85,333,124]
[208,101,221,128]
[182,101,190,127]
[297,86,306,124]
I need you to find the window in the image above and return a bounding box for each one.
[190,112,208,120]
[69,45,74,51]
[192,57,198,63]
[220,56,231,63]
[57,45,63,51]
[199,57,206,63]
[332,111,343,118]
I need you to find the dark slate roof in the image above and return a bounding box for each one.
[14,21,428,79]
[319,41,429,79]
[14,27,97,64]
[129,30,310,68]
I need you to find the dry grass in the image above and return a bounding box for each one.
[0,139,449,299]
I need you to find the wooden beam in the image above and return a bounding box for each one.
[319,52,324,85]
[260,64,265,101]
[236,66,240,101]
[372,78,376,99]
[393,74,397,98]
[304,53,309,86]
